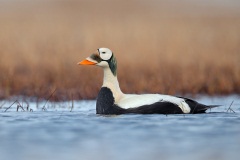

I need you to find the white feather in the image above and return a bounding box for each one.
[99,48,112,60]
[102,67,124,103]
[116,94,191,113]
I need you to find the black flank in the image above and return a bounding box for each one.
[126,102,183,114]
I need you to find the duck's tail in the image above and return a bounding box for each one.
[192,104,221,114]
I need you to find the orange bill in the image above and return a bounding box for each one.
[78,59,97,65]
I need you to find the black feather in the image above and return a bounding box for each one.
[177,96,220,113]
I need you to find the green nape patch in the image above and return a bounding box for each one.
[109,54,117,76]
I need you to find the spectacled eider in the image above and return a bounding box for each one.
[78,48,219,115]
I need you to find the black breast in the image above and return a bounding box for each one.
[96,87,126,115]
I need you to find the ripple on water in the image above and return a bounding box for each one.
[0,96,240,160]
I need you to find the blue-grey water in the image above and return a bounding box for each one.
[0,95,240,160]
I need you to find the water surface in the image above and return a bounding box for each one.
[0,95,239,160]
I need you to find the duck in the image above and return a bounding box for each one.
[78,48,218,115]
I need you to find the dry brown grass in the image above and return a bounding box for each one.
[0,0,240,100]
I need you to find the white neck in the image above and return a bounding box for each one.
[102,67,124,103]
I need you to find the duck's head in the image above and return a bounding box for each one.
[78,48,117,76]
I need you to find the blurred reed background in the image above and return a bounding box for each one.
[0,0,239,100]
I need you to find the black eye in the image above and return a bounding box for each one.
[102,52,106,54]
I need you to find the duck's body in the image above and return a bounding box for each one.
[79,48,218,115]
[96,87,216,115]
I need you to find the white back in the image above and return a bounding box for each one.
[116,94,191,113]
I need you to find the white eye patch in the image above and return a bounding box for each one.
[98,48,112,61]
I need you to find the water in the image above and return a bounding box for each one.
[0,95,240,160]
